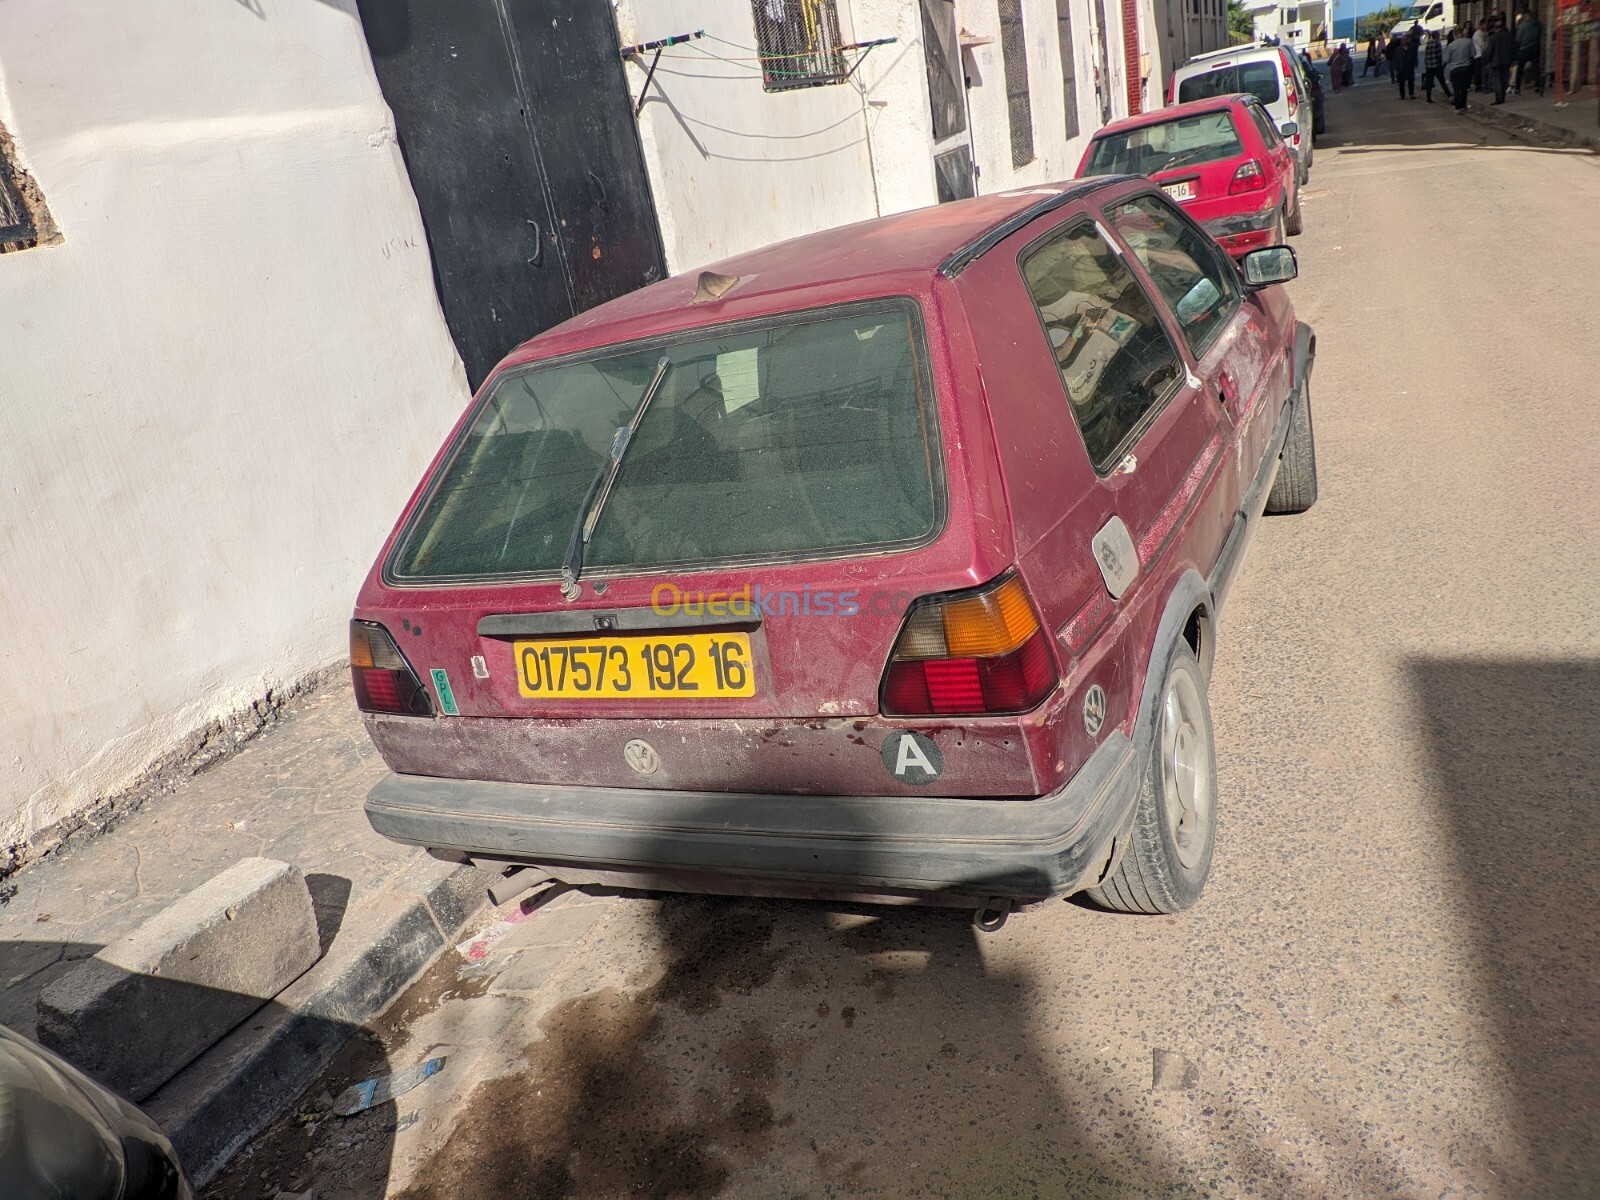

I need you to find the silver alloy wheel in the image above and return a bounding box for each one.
[1161,668,1213,870]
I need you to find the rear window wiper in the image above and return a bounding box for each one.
[560,355,671,600]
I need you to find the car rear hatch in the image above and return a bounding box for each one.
[355,293,1067,799]
[1084,108,1250,209]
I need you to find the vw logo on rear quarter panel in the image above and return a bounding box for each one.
[623,739,661,776]
[1083,685,1107,737]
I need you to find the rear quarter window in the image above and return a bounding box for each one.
[388,301,943,582]
[1177,61,1282,107]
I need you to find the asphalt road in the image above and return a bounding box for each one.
[209,78,1600,1200]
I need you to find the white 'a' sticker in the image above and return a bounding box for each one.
[882,731,944,785]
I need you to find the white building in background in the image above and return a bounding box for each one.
[0,0,1171,864]
[1247,0,1332,45]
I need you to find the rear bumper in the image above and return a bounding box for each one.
[364,731,1142,903]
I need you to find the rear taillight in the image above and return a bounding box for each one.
[350,620,433,716]
[881,575,1057,716]
[1228,159,1268,194]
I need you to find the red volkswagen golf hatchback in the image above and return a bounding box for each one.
[1077,95,1304,258]
[353,178,1317,921]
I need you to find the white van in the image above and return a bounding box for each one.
[1391,1,1457,37]
[1168,44,1314,184]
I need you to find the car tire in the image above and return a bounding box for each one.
[1087,639,1216,915]
[1266,379,1318,514]
[1285,191,1304,236]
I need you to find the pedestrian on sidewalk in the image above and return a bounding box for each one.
[1364,36,1386,77]
[1514,9,1543,94]
[1488,16,1516,102]
[1329,42,1352,91]
[1390,31,1418,98]
[1471,20,1490,89]
[1422,30,1450,100]
[1444,26,1476,108]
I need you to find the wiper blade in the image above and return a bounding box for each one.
[560,355,671,599]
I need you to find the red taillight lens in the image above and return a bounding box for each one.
[881,575,1058,716]
[1228,159,1268,195]
[350,621,433,716]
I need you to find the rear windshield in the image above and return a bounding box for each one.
[1177,62,1281,106]
[1084,110,1245,176]
[389,302,941,581]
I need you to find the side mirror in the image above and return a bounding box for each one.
[1241,245,1299,288]
[1279,121,1299,138]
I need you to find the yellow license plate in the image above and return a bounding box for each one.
[514,633,756,699]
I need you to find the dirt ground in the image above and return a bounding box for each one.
[209,76,1600,1200]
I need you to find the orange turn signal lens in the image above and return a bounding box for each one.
[942,576,1040,657]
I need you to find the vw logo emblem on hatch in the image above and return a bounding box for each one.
[623,739,661,776]
[1083,685,1107,737]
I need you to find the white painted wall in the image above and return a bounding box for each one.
[612,0,1130,276]
[614,0,884,274]
[0,0,469,854]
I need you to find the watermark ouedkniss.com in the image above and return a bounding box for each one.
[650,583,918,619]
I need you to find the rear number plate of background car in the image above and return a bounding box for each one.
[1162,180,1196,201]
[514,633,756,698]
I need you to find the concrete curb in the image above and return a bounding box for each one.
[1461,100,1600,152]
[144,856,495,1187]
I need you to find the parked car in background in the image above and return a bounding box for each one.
[1297,49,1328,136]
[0,1023,191,1200]
[1077,95,1304,257]
[352,178,1318,921]
[1170,43,1315,182]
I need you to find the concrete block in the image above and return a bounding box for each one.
[36,857,320,1100]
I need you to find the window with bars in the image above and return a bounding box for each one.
[1055,0,1081,138]
[752,0,849,91]
[998,0,1036,168]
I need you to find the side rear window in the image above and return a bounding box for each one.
[1246,102,1282,146]
[1177,61,1281,106]
[389,302,942,581]
[1020,221,1184,471]
[1107,194,1241,359]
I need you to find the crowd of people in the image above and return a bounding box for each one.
[1349,10,1544,111]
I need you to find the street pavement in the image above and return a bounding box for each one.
[207,78,1600,1200]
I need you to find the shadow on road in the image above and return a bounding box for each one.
[385,892,1199,1198]
[1407,656,1600,1193]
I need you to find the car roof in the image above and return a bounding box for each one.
[1091,94,1254,137]
[1174,43,1287,73]
[498,179,1130,372]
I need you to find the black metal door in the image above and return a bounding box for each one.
[357,0,666,388]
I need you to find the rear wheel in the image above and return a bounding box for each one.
[1266,379,1318,514]
[1087,640,1216,915]
[1285,189,1304,236]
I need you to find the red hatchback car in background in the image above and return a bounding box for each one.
[1077,95,1304,258]
[352,178,1317,922]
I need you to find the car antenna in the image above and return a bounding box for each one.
[560,355,672,601]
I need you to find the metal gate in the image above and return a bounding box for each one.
[357,0,667,388]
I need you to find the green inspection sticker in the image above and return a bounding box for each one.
[429,668,459,715]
